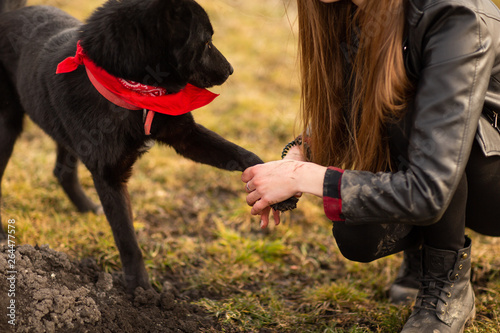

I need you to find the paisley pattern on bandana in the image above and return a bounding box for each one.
[118,79,167,97]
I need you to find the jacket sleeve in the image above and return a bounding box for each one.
[335,3,497,225]
[323,167,345,221]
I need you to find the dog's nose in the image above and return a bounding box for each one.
[228,64,234,76]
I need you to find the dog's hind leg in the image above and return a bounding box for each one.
[92,174,150,293]
[0,69,24,241]
[53,144,102,214]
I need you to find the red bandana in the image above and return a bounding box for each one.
[56,42,218,135]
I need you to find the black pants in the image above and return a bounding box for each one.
[332,140,500,263]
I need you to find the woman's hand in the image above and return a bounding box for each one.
[242,160,327,228]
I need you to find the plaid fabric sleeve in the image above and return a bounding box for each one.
[323,167,345,222]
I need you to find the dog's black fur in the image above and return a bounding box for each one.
[0,0,24,13]
[0,0,268,292]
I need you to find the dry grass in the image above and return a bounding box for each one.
[2,0,500,331]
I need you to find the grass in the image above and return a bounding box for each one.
[3,0,500,331]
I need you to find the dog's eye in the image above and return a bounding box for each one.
[205,41,212,49]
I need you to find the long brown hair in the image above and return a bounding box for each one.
[297,0,411,172]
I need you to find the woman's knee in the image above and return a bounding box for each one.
[332,222,416,262]
[334,238,380,263]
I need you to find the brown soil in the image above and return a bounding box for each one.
[0,244,229,333]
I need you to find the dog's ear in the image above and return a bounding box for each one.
[148,0,183,6]
[148,0,195,44]
[148,0,186,16]
[147,0,194,36]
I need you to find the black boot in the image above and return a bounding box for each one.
[389,248,421,305]
[401,236,475,333]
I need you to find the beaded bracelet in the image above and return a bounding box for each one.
[281,136,303,159]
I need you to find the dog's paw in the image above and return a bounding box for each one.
[133,287,160,307]
[76,202,103,215]
[93,205,104,215]
[271,197,299,212]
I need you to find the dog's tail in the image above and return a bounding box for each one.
[0,0,27,14]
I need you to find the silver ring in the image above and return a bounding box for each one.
[246,183,251,192]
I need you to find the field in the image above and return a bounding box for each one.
[2,0,500,332]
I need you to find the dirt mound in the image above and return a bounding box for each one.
[0,244,225,333]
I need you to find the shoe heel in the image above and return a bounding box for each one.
[465,305,476,327]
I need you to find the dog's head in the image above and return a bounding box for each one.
[80,0,232,93]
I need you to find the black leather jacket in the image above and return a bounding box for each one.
[339,0,500,225]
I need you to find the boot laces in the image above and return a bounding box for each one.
[414,271,454,313]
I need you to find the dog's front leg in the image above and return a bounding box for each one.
[164,122,264,171]
[158,121,299,212]
[92,175,150,293]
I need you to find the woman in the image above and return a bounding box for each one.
[242,0,500,331]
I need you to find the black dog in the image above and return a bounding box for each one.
[0,0,296,293]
